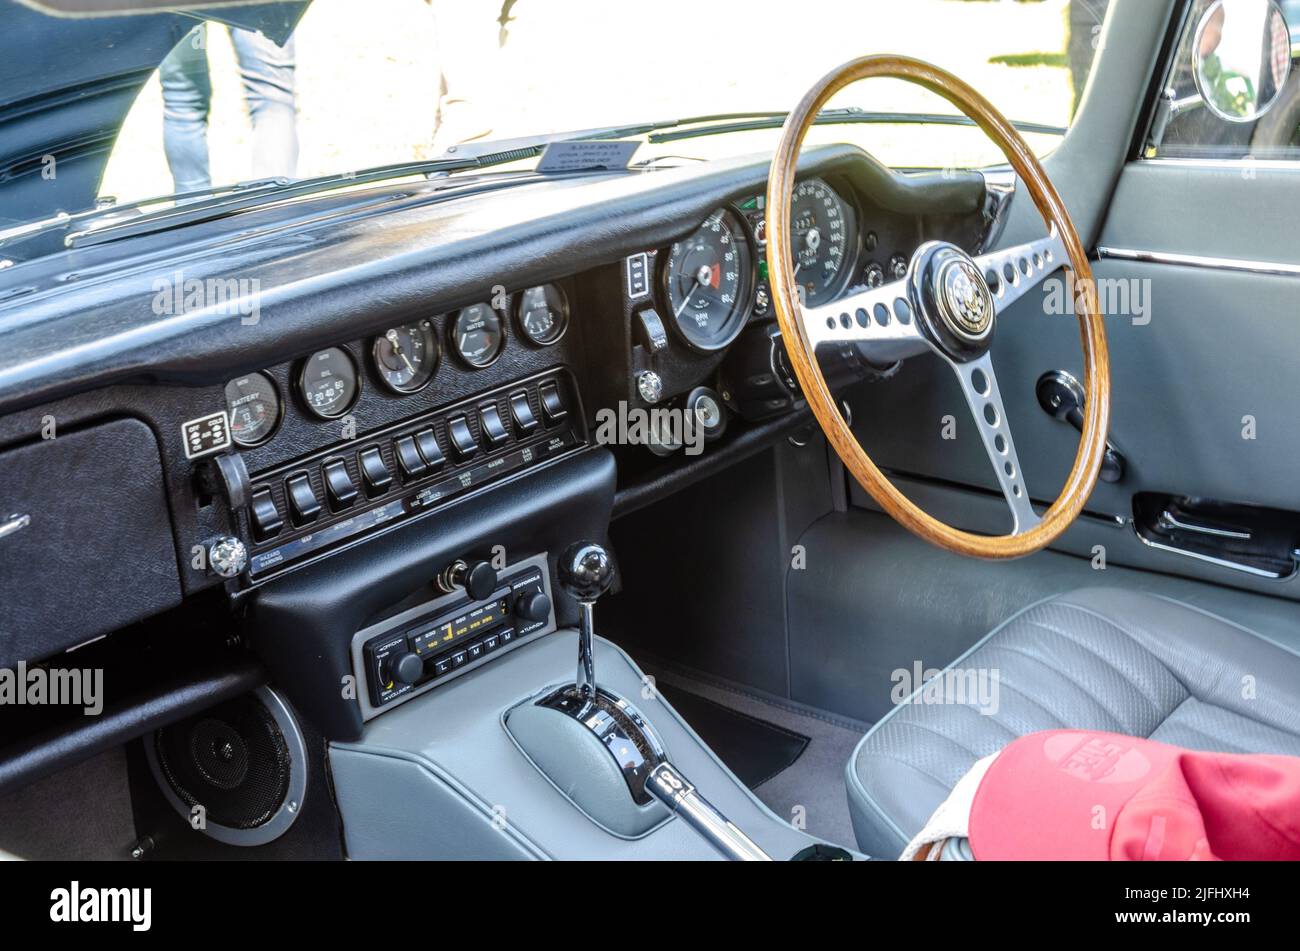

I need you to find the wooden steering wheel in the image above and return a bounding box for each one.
[766,56,1110,559]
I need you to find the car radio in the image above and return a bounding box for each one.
[351,552,556,719]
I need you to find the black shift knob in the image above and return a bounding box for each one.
[558,541,614,602]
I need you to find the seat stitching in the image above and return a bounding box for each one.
[979,667,1072,728]
[857,742,960,791]
[982,642,1129,729]
[1024,612,1185,715]
[870,715,991,763]
[1064,589,1300,664]
[1043,598,1203,697]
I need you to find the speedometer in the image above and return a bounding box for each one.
[660,208,754,352]
[790,178,856,306]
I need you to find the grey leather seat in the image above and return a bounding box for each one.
[845,587,1300,858]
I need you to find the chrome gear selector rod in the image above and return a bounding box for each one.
[557,540,612,700]
[540,541,772,861]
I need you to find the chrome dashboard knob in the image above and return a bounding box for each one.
[637,370,663,404]
[208,536,248,578]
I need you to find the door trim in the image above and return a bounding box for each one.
[1096,246,1300,278]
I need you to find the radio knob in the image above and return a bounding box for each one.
[516,590,552,623]
[385,650,424,686]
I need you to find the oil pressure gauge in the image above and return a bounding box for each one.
[298,347,360,419]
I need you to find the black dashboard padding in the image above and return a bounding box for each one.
[0,659,263,795]
[0,417,182,666]
[0,146,985,416]
[246,449,617,741]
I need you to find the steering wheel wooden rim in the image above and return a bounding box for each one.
[766,55,1110,559]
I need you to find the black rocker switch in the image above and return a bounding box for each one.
[395,435,428,479]
[509,391,539,436]
[249,487,283,542]
[358,447,393,498]
[447,415,479,461]
[479,403,509,447]
[285,473,321,526]
[539,381,567,424]
[414,428,445,471]
[322,459,358,511]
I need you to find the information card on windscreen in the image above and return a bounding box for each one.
[536,140,640,172]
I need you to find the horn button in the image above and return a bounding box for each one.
[911,243,997,362]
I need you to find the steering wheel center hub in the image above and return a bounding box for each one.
[911,241,996,361]
[938,256,994,338]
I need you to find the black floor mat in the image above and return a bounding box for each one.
[657,684,809,789]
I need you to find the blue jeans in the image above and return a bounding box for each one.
[160,24,299,194]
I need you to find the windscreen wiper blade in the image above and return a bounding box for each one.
[645,107,1067,144]
[0,176,293,251]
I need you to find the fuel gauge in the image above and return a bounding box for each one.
[515,284,569,346]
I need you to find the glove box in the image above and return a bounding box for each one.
[0,418,181,666]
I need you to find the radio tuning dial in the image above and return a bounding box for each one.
[516,590,552,623]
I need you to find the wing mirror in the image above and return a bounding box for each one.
[1193,0,1295,121]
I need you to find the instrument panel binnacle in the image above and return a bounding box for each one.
[643,176,916,359]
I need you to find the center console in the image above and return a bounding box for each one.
[330,632,832,860]
[328,542,855,861]
[243,388,850,860]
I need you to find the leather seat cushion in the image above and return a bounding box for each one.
[845,587,1300,857]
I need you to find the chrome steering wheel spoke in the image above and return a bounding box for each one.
[947,351,1041,534]
[974,230,1068,317]
[800,280,930,364]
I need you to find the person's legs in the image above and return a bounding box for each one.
[429,0,504,153]
[229,28,299,180]
[159,24,214,193]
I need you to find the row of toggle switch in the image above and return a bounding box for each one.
[248,380,569,543]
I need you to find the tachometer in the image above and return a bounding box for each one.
[660,207,754,352]
[790,178,856,306]
[372,319,439,393]
[450,303,505,368]
[298,347,360,419]
[224,371,281,447]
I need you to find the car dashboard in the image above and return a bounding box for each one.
[0,143,997,746]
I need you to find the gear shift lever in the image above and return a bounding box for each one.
[511,540,773,860]
[557,541,614,702]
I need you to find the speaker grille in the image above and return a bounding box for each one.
[154,695,292,830]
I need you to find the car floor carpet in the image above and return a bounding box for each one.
[640,660,869,851]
